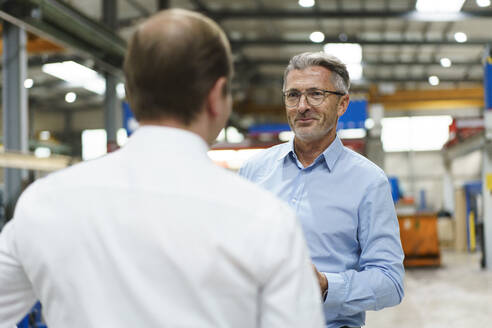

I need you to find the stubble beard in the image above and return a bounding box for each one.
[291,116,336,143]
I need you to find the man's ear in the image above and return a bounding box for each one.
[337,94,350,117]
[206,77,228,117]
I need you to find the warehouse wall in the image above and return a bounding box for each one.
[385,150,481,211]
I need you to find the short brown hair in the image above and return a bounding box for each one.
[283,52,350,94]
[124,9,233,125]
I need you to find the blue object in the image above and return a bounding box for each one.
[419,189,427,211]
[464,181,482,251]
[387,176,401,203]
[17,302,46,328]
[239,135,404,327]
[485,53,492,111]
[122,101,139,136]
[337,99,367,130]
[248,123,290,135]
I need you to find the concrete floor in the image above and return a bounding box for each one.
[366,250,492,328]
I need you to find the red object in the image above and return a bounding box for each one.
[443,117,484,148]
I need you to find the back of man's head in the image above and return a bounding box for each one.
[124,9,233,125]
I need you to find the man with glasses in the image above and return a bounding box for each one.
[240,52,404,328]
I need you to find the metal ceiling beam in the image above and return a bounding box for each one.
[189,0,210,13]
[244,58,482,66]
[253,75,482,84]
[231,38,491,47]
[0,0,126,72]
[212,9,492,20]
[123,0,150,16]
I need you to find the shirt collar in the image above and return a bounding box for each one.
[276,138,295,162]
[275,134,344,171]
[321,134,344,171]
[124,125,210,160]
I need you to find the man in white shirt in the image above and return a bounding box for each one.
[0,9,324,328]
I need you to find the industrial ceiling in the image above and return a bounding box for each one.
[1,0,492,133]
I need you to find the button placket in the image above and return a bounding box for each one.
[291,169,306,207]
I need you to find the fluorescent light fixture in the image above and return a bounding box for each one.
[42,61,106,95]
[324,43,362,64]
[381,115,452,152]
[298,0,315,8]
[65,92,77,103]
[39,130,51,141]
[82,129,107,160]
[416,0,465,12]
[309,31,325,43]
[477,0,491,7]
[324,43,363,80]
[24,78,33,89]
[346,64,363,80]
[454,32,467,43]
[338,128,367,139]
[34,147,51,158]
[428,75,440,86]
[440,57,452,67]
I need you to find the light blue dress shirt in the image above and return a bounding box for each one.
[239,135,405,328]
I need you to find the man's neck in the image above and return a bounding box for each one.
[294,133,336,167]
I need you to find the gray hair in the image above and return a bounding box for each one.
[283,51,350,94]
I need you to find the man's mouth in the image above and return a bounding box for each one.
[296,117,316,123]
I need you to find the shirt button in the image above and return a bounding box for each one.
[292,198,297,203]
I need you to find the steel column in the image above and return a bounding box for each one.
[2,22,28,226]
[442,159,454,214]
[103,0,120,152]
[482,45,492,269]
[366,103,385,170]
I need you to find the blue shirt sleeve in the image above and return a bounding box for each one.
[323,177,405,316]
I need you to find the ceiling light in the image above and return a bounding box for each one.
[324,43,363,80]
[454,32,467,43]
[65,92,77,103]
[440,57,452,67]
[309,31,325,43]
[42,61,106,95]
[428,75,440,86]
[298,0,315,7]
[477,0,491,7]
[24,78,33,89]
[416,0,465,12]
[324,43,362,64]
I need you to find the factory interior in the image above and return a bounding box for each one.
[1,0,492,327]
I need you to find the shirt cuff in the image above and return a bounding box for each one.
[323,272,347,313]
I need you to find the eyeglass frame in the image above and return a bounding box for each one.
[282,88,346,108]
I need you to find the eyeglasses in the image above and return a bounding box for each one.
[282,88,345,108]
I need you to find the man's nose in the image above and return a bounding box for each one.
[297,94,310,113]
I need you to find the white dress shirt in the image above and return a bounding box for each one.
[0,126,324,328]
